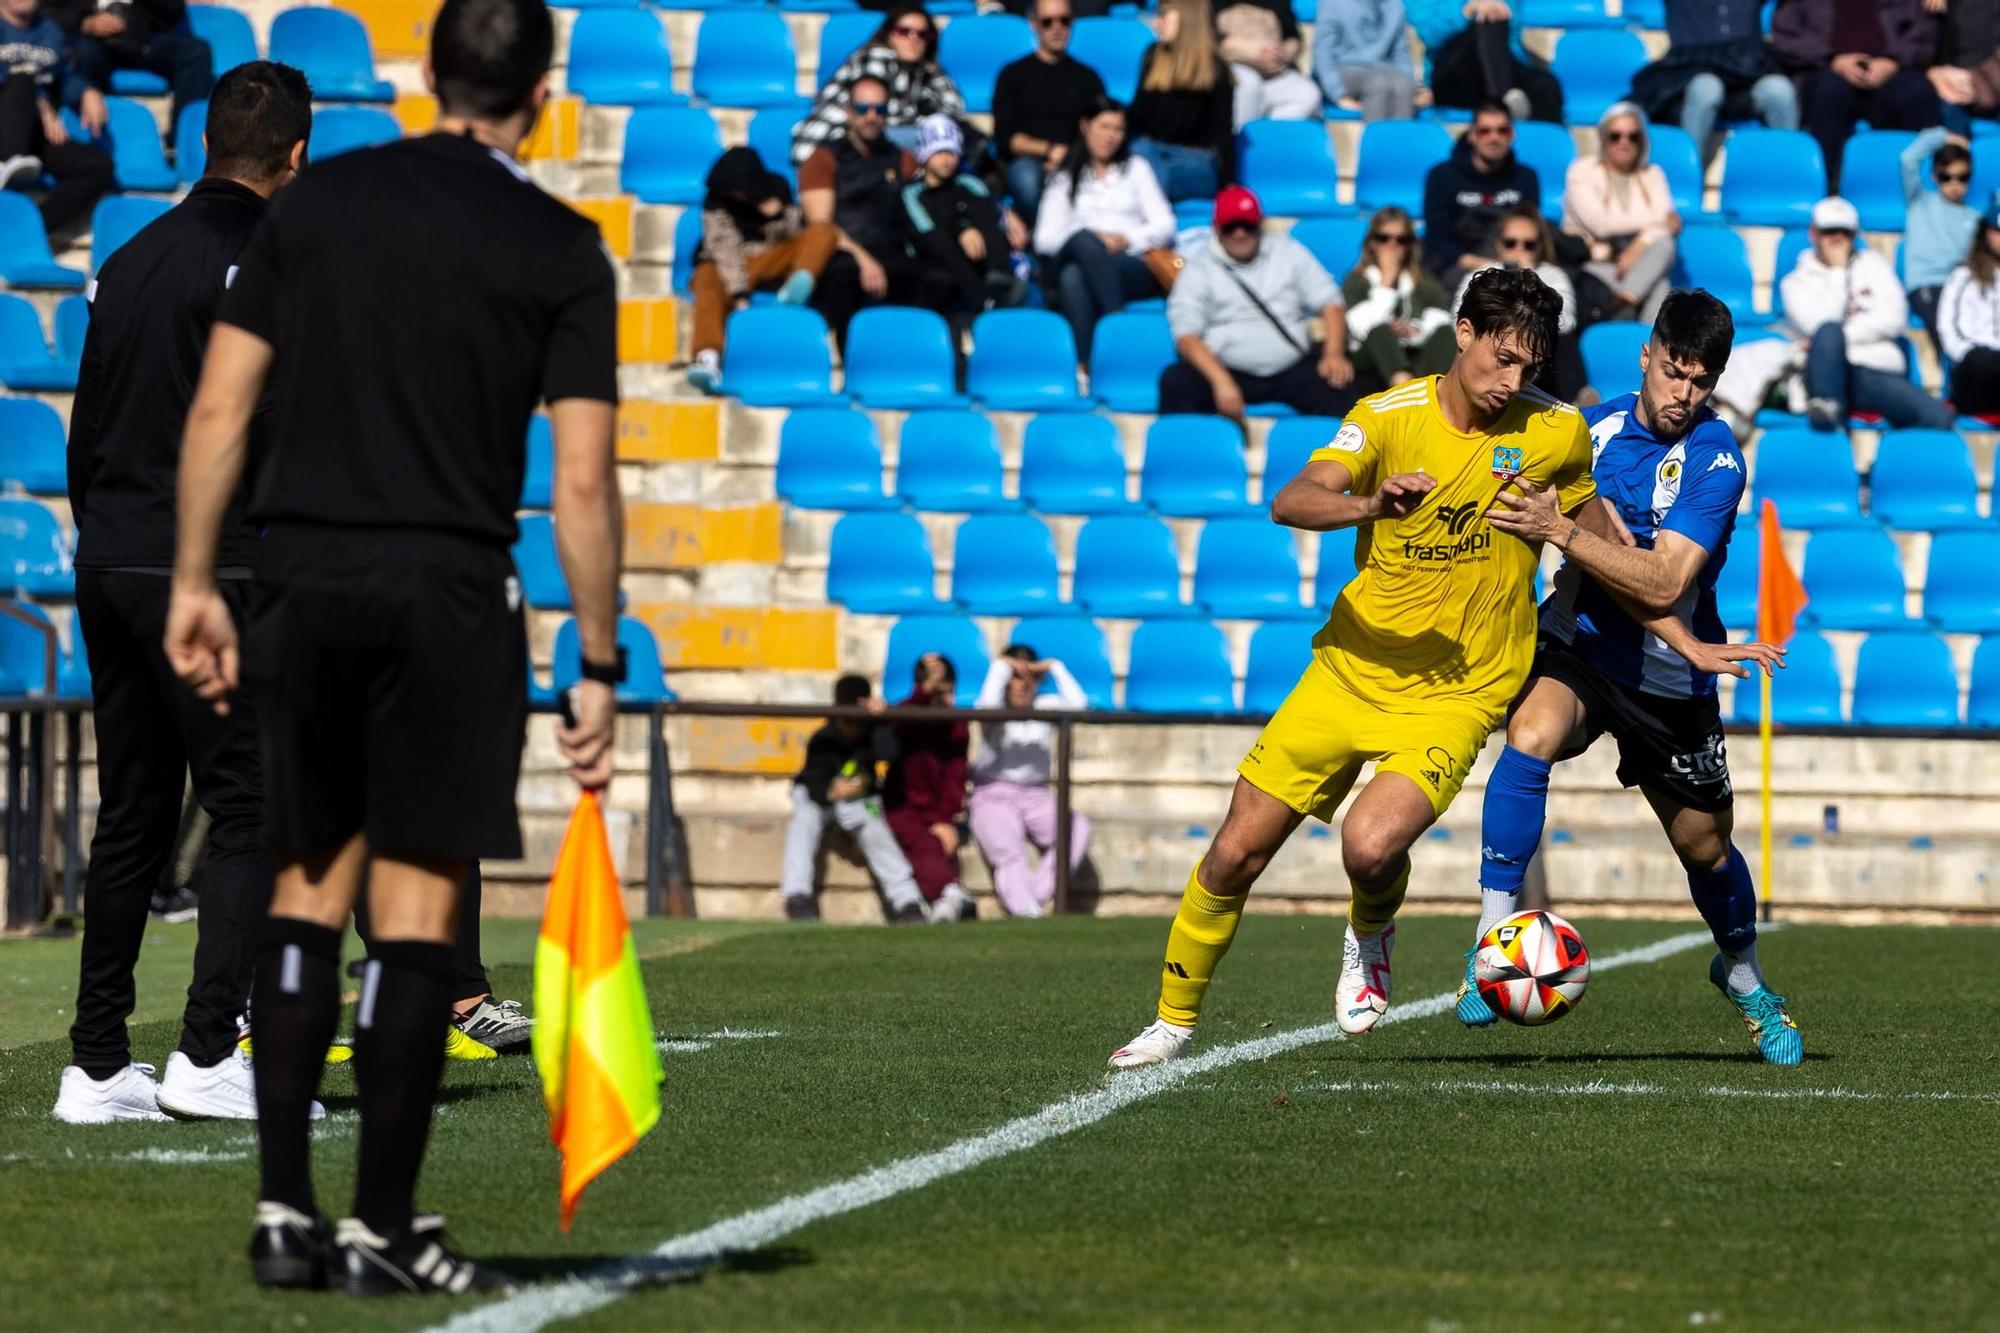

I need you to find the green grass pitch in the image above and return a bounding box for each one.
[2,913,1997,1330]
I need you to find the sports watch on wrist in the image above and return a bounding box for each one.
[579,647,628,686]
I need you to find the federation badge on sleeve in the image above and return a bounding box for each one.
[1328,422,1366,454]
[1491,445,1523,479]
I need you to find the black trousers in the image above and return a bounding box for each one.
[1429,22,1565,124]
[812,246,926,351]
[353,862,492,1000]
[72,27,215,140]
[1954,347,2000,417]
[0,73,115,232]
[1801,68,1941,192]
[1157,343,1364,417]
[70,571,270,1074]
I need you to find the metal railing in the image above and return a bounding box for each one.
[0,598,88,929]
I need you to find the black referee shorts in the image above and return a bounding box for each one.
[246,528,528,863]
[1531,636,1734,815]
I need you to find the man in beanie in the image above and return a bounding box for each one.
[900,113,1029,338]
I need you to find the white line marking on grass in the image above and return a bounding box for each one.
[1284,1077,2000,1104]
[433,927,1717,1333]
[657,1029,784,1055]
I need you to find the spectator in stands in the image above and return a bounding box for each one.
[1900,129,1979,343]
[795,4,965,164]
[1159,185,1357,418]
[1937,195,2000,417]
[885,652,975,924]
[47,0,212,146]
[1627,0,1799,165]
[780,674,928,923]
[1127,0,1236,202]
[1423,101,1540,280]
[991,0,1105,226]
[901,115,1029,342]
[0,0,114,236]
[969,646,1091,920]
[1770,0,1943,193]
[1343,205,1454,387]
[1562,103,1680,324]
[1033,96,1177,365]
[1314,0,1426,121]
[799,75,921,349]
[1928,0,2000,135]
[1781,195,1955,431]
[686,146,840,396]
[1407,0,1563,124]
[1455,204,1584,398]
[1216,0,1322,127]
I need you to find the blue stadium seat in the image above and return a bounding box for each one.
[1923,532,2000,632]
[565,9,683,105]
[1712,529,1758,630]
[0,295,76,392]
[1125,620,1235,712]
[177,101,207,184]
[1580,321,1650,396]
[1069,17,1152,102]
[1073,514,1193,617]
[844,307,968,409]
[79,96,177,192]
[1799,528,1911,630]
[1551,31,1648,126]
[827,512,943,612]
[1315,525,1360,603]
[1772,226,1813,294]
[1512,121,1574,220]
[620,106,723,204]
[814,12,879,91]
[692,11,799,108]
[0,498,73,597]
[1672,225,1756,321]
[0,398,68,495]
[0,194,83,288]
[510,514,570,609]
[747,107,805,189]
[311,105,401,159]
[1720,128,1826,226]
[953,514,1060,614]
[1019,414,1133,514]
[1625,0,1666,25]
[1193,518,1312,619]
[670,205,702,296]
[897,411,1011,511]
[721,305,843,407]
[553,615,674,703]
[1354,120,1453,213]
[1140,416,1256,518]
[1519,0,1622,25]
[91,195,172,272]
[1244,619,1314,713]
[1262,417,1343,500]
[520,416,553,509]
[1287,217,1366,283]
[1648,124,1707,216]
[269,7,394,102]
[939,15,1034,114]
[189,5,259,77]
[1969,637,2000,726]
[1008,615,1115,707]
[1730,630,1840,725]
[775,407,894,509]
[968,309,1087,411]
[1089,310,1176,412]
[883,615,988,705]
[1238,119,1342,216]
[1750,429,1867,529]
[1869,431,1982,530]
[1838,130,1917,232]
[1850,631,1959,727]
[54,296,85,363]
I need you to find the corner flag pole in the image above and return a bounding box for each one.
[1754,499,1807,927]
[1759,672,1773,924]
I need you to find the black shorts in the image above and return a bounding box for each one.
[246,528,528,862]
[1530,636,1734,814]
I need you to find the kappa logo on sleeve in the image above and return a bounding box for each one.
[1707,453,1741,473]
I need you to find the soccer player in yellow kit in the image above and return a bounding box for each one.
[1111,268,1605,1067]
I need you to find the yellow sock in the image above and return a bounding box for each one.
[1347,855,1410,936]
[1157,865,1248,1027]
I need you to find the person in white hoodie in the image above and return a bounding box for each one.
[1780,195,1956,431]
[967,646,1092,919]
[1936,194,2000,418]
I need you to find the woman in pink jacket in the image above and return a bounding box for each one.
[1562,102,1681,323]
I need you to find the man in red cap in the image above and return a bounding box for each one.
[1158,185,1358,420]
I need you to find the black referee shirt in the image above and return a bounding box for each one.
[68,177,270,572]
[218,131,619,551]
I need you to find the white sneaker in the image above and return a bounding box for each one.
[52,1062,168,1123]
[1335,922,1395,1035]
[929,884,971,924]
[157,1049,326,1121]
[1107,1018,1192,1069]
[0,154,42,191]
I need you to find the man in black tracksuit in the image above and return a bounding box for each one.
[1420,101,1542,279]
[53,60,312,1128]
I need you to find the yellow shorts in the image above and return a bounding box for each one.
[1237,659,1494,821]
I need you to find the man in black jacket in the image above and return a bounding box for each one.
[779,674,926,923]
[46,0,213,143]
[53,60,309,1128]
[1421,101,1540,279]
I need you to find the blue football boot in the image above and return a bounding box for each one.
[1709,954,1803,1066]
[1455,947,1498,1028]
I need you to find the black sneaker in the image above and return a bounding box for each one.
[249,1201,331,1289]
[783,895,820,921]
[334,1215,513,1297]
[891,901,927,924]
[150,885,198,923]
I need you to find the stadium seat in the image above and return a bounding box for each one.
[1354,120,1452,213]
[1648,124,1707,216]
[1238,119,1342,216]
[747,107,805,189]
[692,11,799,109]
[520,415,553,509]
[1019,414,1133,515]
[177,101,207,184]
[1625,0,1666,25]
[1672,226,1756,322]
[269,7,395,102]
[553,615,674,703]
[1731,630,1840,724]
[620,106,723,204]
[1141,416,1257,518]
[54,296,85,363]
[1008,615,1115,707]
[1287,217,1366,283]
[1262,417,1343,500]
[938,15,1034,114]
[1712,530,1758,630]
[897,411,1011,511]
[1798,528,1911,630]
[311,105,401,159]
[1923,532,2000,632]
[843,307,968,409]
[1069,17,1152,103]
[720,305,843,407]
[76,96,177,192]
[0,602,63,694]
[1512,121,1575,221]
[775,407,894,509]
[1580,321,1650,396]
[1072,514,1194,617]
[670,205,702,296]
[1313,524,1361,603]
[1772,226,1814,295]
[189,5,258,77]
[511,514,570,609]
[1838,130,1917,232]
[0,194,84,288]
[953,514,1060,614]
[0,498,73,597]
[1193,518,1312,620]
[0,398,68,495]
[883,615,988,705]
[1519,0,1622,25]
[0,295,76,392]
[827,512,943,612]
[1244,619,1316,713]
[90,195,171,272]
[1850,631,1959,726]
[565,9,683,105]
[1125,620,1235,712]
[1089,310,1176,413]
[1551,31,1648,126]
[1968,637,2000,726]
[1719,128,1826,226]
[814,12,880,91]
[1869,431,1982,530]
[968,310,1087,411]
[1750,429,1867,529]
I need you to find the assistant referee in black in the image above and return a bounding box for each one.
[167,0,623,1296]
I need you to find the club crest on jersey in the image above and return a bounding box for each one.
[1491,445,1523,479]
[1658,458,1682,484]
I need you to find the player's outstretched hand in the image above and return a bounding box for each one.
[558,679,617,790]
[1483,478,1562,541]
[1369,471,1436,518]
[163,585,239,716]
[1689,640,1789,680]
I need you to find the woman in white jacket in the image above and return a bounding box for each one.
[1937,204,2000,418]
[1342,206,1455,386]
[968,646,1092,919]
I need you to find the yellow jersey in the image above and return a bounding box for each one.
[1304,375,1596,727]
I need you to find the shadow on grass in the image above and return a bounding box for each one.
[317,1081,520,1115]
[1365,1050,1834,1066]
[482,1244,814,1293]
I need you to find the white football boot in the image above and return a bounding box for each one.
[1107,1018,1193,1069]
[157,1048,325,1121]
[52,1062,168,1123]
[1334,922,1395,1035]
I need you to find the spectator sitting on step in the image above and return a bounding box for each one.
[1561,103,1681,324]
[686,146,840,396]
[1626,0,1800,166]
[0,0,114,238]
[885,652,974,924]
[1343,206,1455,387]
[1406,0,1563,123]
[46,0,211,147]
[1780,195,1955,431]
[798,74,921,352]
[1900,128,1979,345]
[991,0,1105,226]
[1159,185,1358,420]
[1126,0,1237,203]
[1215,0,1322,128]
[1314,0,1428,122]
[779,674,928,924]
[1937,195,2000,418]
[900,115,1029,340]
[1422,100,1540,280]
[794,3,964,163]
[1770,0,1943,195]
[968,646,1091,920]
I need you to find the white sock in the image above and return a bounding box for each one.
[1475,889,1519,942]
[1722,941,1763,995]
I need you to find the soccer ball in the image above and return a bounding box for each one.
[1474,910,1590,1026]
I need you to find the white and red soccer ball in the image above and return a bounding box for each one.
[1474,909,1591,1025]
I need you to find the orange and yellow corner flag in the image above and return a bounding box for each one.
[1756,499,1808,648]
[533,790,664,1230]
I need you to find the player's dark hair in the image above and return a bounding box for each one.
[1457,265,1562,369]
[203,61,312,183]
[1001,643,1036,662]
[833,674,872,707]
[431,0,554,120]
[1650,288,1735,377]
[1934,142,1972,175]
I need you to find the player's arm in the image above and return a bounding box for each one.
[1627,601,1787,679]
[1486,482,1705,615]
[1269,458,1434,531]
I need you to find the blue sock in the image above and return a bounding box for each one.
[1687,845,1759,958]
[1475,746,1552,937]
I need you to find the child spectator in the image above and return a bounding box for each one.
[885,653,974,924]
[900,115,1028,332]
[1343,206,1454,387]
[780,675,928,923]
[1900,129,1980,344]
[1127,0,1236,202]
[968,646,1092,920]
[1937,197,2000,417]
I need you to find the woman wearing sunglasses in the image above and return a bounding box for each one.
[793,4,965,164]
[1561,102,1679,324]
[1341,206,1455,388]
[1453,204,1584,398]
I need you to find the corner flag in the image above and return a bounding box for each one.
[1754,500,1808,921]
